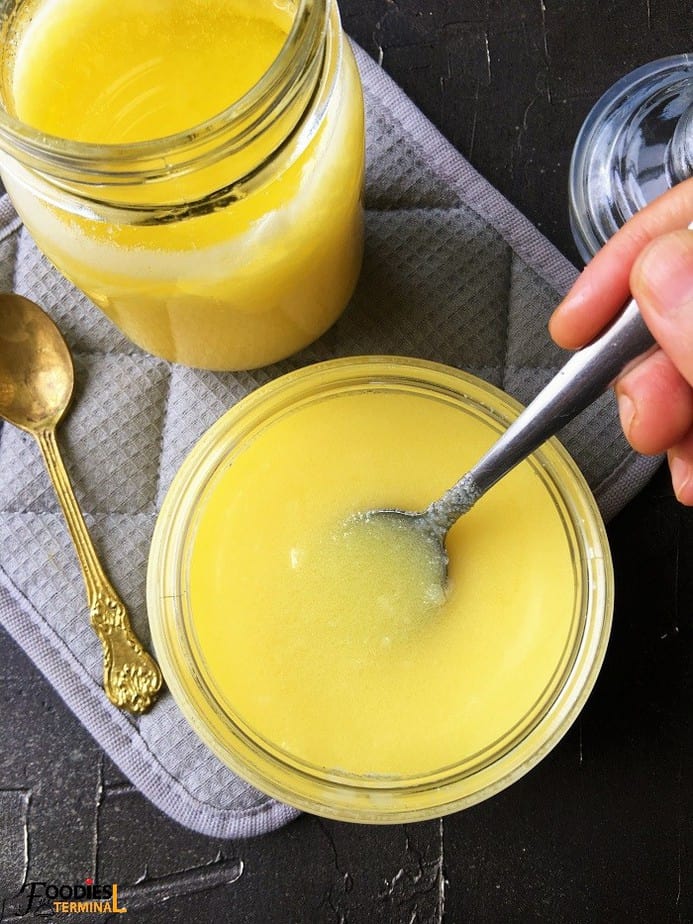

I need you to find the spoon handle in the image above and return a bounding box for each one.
[471,297,655,495]
[36,427,163,714]
[430,298,655,528]
[470,299,655,493]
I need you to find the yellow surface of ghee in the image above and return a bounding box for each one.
[189,389,579,777]
[9,0,287,143]
[2,0,365,369]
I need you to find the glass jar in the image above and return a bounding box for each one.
[569,54,693,261]
[147,357,613,823]
[0,0,364,370]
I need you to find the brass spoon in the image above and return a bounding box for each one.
[0,293,162,714]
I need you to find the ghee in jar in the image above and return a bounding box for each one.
[148,359,613,821]
[0,0,364,369]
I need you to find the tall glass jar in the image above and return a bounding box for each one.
[0,0,365,370]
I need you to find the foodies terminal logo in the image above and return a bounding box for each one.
[7,877,127,917]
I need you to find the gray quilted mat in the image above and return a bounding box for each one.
[0,45,660,838]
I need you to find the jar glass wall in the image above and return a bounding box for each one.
[0,0,365,370]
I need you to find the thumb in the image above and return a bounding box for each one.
[631,227,693,386]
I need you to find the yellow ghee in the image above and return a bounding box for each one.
[10,0,287,144]
[1,0,364,369]
[188,387,580,778]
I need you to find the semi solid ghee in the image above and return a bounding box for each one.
[188,388,579,777]
[149,359,613,819]
[0,0,364,369]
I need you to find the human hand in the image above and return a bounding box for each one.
[549,176,693,503]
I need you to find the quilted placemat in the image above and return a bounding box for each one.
[0,44,661,838]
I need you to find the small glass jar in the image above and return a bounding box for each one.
[569,54,693,261]
[0,0,364,370]
[147,357,613,823]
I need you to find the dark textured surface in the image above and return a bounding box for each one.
[1,2,693,922]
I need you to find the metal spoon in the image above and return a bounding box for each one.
[360,298,656,584]
[0,293,162,714]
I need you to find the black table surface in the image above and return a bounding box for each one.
[1,3,692,922]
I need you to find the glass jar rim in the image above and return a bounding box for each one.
[0,0,325,179]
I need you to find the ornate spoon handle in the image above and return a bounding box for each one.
[36,427,162,714]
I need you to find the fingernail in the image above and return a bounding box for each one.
[617,392,635,436]
[670,455,692,502]
[637,231,693,316]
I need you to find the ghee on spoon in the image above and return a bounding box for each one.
[357,298,655,586]
[0,293,162,713]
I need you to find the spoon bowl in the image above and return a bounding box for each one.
[0,293,73,430]
[0,292,162,713]
[350,507,450,591]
